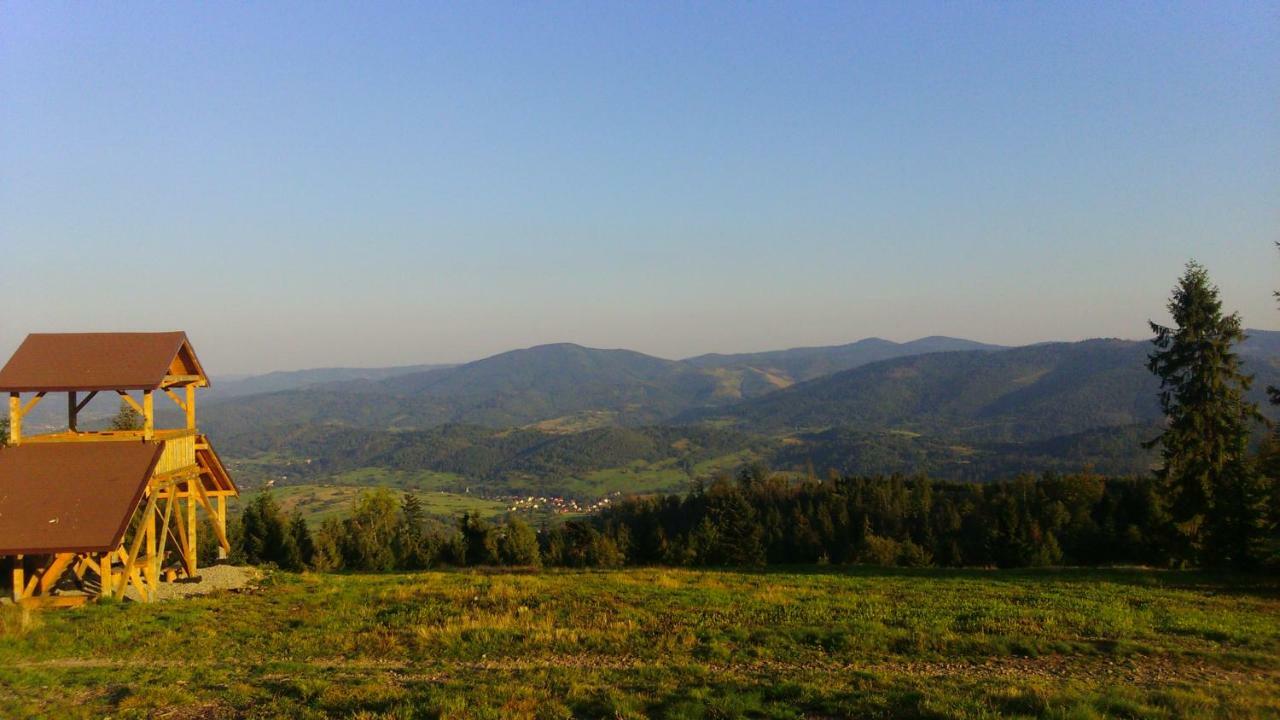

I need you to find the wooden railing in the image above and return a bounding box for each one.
[156,432,197,474]
[21,428,199,474]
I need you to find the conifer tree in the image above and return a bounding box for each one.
[1147,261,1264,567]
[288,513,315,569]
[394,493,429,569]
[458,512,498,566]
[109,399,144,431]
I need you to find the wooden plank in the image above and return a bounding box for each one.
[68,391,77,432]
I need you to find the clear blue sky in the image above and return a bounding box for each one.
[2,2,1277,375]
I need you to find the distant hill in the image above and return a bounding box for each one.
[204,363,452,401]
[188,330,1280,494]
[220,418,1161,496]
[200,337,1009,435]
[770,424,1160,480]
[216,422,763,497]
[200,344,728,433]
[686,336,1004,386]
[689,337,1280,442]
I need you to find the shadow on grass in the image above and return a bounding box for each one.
[273,562,1280,599]
[632,563,1280,598]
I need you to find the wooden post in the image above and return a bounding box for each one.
[144,501,157,598]
[187,492,198,575]
[150,491,175,601]
[67,391,78,432]
[101,551,113,599]
[185,385,196,429]
[8,392,20,445]
[216,495,228,560]
[11,555,23,602]
[143,390,154,441]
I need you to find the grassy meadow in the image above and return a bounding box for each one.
[2,567,1277,719]
[246,484,509,525]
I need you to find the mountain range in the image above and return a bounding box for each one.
[189,330,1280,486]
[197,336,1002,434]
[202,332,1280,436]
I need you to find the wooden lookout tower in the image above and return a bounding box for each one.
[0,332,238,607]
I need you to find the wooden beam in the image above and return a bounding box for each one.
[22,428,195,444]
[145,497,159,593]
[23,555,53,597]
[38,553,76,594]
[216,495,228,559]
[162,388,187,414]
[75,390,98,414]
[170,495,192,576]
[116,391,145,416]
[21,392,45,416]
[151,489,176,595]
[11,555,23,601]
[161,374,203,387]
[116,491,158,597]
[19,595,89,609]
[143,390,154,441]
[187,489,198,575]
[185,384,196,429]
[191,479,231,552]
[68,392,77,432]
[101,551,113,599]
[9,393,20,445]
[111,547,149,602]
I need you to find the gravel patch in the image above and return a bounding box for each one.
[149,564,262,600]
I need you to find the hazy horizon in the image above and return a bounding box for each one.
[3,3,1277,375]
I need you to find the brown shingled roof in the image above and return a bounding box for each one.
[0,441,163,555]
[196,436,239,495]
[0,332,208,392]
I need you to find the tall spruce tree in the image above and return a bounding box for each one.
[1147,261,1264,567]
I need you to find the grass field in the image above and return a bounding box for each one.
[2,567,1277,719]
[241,484,509,524]
[224,444,766,502]
[518,451,766,498]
